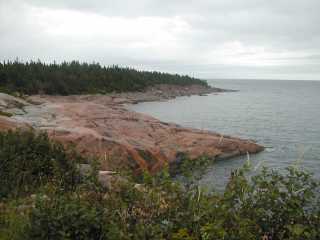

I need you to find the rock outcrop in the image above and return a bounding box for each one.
[0,85,263,173]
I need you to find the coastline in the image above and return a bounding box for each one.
[0,85,263,173]
[103,84,230,105]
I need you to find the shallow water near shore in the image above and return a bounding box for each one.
[129,79,320,190]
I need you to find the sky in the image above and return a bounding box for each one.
[1,0,320,80]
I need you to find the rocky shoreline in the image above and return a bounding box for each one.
[99,84,230,105]
[0,84,263,173]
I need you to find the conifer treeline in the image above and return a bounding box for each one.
[0,60,208,95]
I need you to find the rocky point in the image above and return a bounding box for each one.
[0,85,263,173]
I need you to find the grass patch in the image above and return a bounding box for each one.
[0,110,13,117]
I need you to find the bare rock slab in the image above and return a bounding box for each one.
[0,86,264,173]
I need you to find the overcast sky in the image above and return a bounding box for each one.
[1,0,320,80]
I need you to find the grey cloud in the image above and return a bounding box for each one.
[1,0,320,80]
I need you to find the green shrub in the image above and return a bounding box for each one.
[26,194,106,240]
[0,130,82,199]
[169,153,214,180]
[13,166,319,240]
[0,130,319,239]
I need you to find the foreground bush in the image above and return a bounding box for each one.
[0,130,319,239]
[0,130,82,199]
[1,166,320,239]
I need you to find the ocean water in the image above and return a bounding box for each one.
[129,80,320,190]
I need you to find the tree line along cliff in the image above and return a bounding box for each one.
[0,60,208,95]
